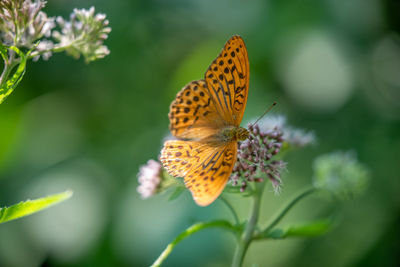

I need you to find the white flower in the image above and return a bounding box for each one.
[52,6,111,63]
[254,114,316,148]
[257,114,287,132]
[283,127,316,147]
[312,151,369,199]
[0,0,55,48]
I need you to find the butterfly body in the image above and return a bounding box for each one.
[161,35,249,206]
[220,126,249,142]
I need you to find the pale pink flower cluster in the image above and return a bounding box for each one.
[231,122,286,193]
[137,159,162,199]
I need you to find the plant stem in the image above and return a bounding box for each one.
[28,44,68,59]
[0,61,9,86]
[220,195,240,225]
[151,220,240,267]
[257,187,316,238]
[0,51,15,87]
[232,182,264,267]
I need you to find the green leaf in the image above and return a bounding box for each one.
[168,186,185,201]
[0,45,29,104]
[0,190,73,224]
[264,218,333,239]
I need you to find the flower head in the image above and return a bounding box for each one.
[137,159,180,199]
[230,122,287,193]
[312,151,369,200]
[258,114,316,148]
[52,7,111,63]
[0,0,55,48]
[137,159,163,199]
[230,115,315,193]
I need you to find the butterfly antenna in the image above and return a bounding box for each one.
[251,101,277,126]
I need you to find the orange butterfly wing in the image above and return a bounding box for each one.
[168,80,224,140]
[161,140,237,206]
[162,35,249,206]
[204,35,249,126]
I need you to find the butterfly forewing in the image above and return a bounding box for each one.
[204,35,249,126]
[169,80,224,140]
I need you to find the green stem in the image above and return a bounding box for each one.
[28,44,68,60]
[28,33,89,60]
[220,195,240,225]
[0,61,10,86]
[232,182,264,267]
[256,187,316,239]
[151,220,239,267]
[0,51,16,87]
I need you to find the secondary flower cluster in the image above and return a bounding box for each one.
[137,159,163,199]
[0,0,111,62]
[0,0,54,49]
[52,7,111,63]
[230,122,286,193]
[257,114,315,148]
[312,150,369,200]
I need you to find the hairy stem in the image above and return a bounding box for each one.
[28,44,68,59]
[232,182,264,267]
[220,195,240,225]
[0,50,15,86]
[0,61,9,86]
[28,34,90,60]
[151,220,240,267]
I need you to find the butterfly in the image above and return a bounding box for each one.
[160,35,249,206]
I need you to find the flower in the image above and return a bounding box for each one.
[137,159,163,199]
[52,6,111,63]
[0,0,55,49]
[230,115,314,193]
[0,1,111,62]
[284,127,316,147]
[230,122,287,193]
[257,114,316,148]
[312,150,369,200]
[32,39,53,61]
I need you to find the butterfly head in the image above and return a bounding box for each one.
[236,127,249,141]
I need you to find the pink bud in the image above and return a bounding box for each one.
[272,149,279,155]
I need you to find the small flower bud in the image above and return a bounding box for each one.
[272,149,280,155]
[240,182,247,192]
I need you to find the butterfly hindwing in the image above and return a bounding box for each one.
[161,140,215,178]
[185,141,237,206]
[204,35,249,126]
[161,140,237,206]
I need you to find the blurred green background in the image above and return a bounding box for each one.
[1,0,400,266]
